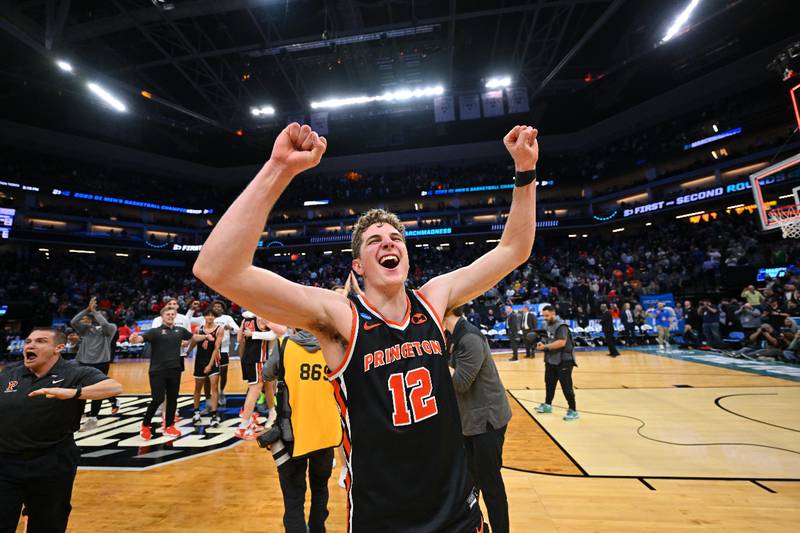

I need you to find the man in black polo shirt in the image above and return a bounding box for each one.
[130,307,201,440]
[0,327,122,533]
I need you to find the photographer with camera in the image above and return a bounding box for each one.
[259,329,341,533]
[736,324,788,360]
[534,305,579,421]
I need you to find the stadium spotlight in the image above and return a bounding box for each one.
[712,123,719,132]
[86,82,127,112]
[251,105,276,117]
[310,85,444,109]
[661,0,701,43]
[55,59,73,73]
[485,76,512,89]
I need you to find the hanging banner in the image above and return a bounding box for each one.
[506,87,529,114]
[481,90,504,117]
[459,94,481,120]
[310,112,329,135]
[433,95,455,123]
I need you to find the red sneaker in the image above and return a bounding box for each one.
[161,415,182,429]
[140,424,152,441]
[251,413,264,428]
[235,426,257,441]
[163,425,182,438]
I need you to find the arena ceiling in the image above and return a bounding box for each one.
[1,0,798,164]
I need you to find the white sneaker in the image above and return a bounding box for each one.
[192,411,201,425]
[80,417,98,432]
[218,394,227,407]
[338,467,347,489]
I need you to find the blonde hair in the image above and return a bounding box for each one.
[351,208,405,259]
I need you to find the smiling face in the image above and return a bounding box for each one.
[352,223,409,292]
[24,329,65,374]
[161,308,177,327]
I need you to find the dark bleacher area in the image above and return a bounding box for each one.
[1,208,797,360]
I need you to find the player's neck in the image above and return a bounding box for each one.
[363,285,407,323]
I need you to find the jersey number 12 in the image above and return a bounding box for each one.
[387,367,439,426]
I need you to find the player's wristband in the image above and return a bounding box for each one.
[514,169,537,187]
[72,386,82,399]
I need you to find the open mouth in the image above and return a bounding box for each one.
[378,254,400,270]
[24,351,37,362]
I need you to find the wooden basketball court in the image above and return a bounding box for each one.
[19,349,800,532]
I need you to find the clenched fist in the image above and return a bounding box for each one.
[270,123,328,176]
[503,125,539,172]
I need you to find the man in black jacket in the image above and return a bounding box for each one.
[600,304,620,357]
[445,306,512,533]
[519,306,536,358]
[505,305,521,361]
[620,302,636,346]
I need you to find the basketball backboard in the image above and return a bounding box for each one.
[749,151,800,231]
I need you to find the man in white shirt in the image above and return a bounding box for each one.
[211,300,239,406]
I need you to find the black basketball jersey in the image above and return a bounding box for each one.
[241,317,269,363]
[196,324,220,361]
[327,289,481,533]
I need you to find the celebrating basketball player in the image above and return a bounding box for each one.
[194,122,538,531]
[187,308,223,428]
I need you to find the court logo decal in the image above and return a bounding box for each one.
[643,347,800,382]
[75,394,263,471]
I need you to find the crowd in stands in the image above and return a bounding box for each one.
[1,209,797,361]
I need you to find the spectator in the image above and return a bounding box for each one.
[735,303,762,337]
[699,300,722,348]
[740,285,765,307]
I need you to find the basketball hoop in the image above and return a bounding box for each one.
[768,204,800,239]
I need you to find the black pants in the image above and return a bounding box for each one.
[465,424,508,533]
[277,447,334,533]
[508,335,519,359]
[79,362,118,417]
[143,369,181,427]
[545,360,576,411]
[603,330,620,356]
[624,325,635,345]
[522,331,534,357]
[0,442,79,533]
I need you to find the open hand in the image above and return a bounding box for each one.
[270,123,328,176]
[503,125,539,172]
[29,387,76,400]
[88,297,98,312]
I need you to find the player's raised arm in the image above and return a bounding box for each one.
[193,124,351,347]
[420,125,539,316]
